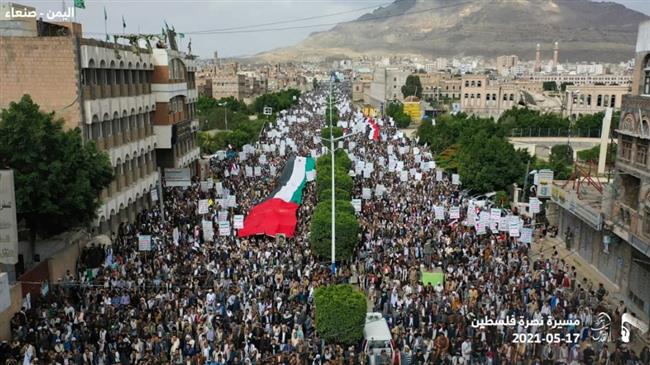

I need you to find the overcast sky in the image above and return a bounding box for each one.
[21,0,650,58]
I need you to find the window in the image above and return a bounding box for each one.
[644,57,650,94]
[587,95,592,106]
[471,81,475,87]
[492,93,496,100]
[621,139,633,160]
[509,94,514,101]
[465,81,469,87]
[470,94,474,99]
[477,93,481,99]
[477,81,482,87]
[486,94,490,101]
[597,95,602,107]
[611,95,616,107]
[464,93,468,99]
[636,143,648,165]
[644,209,650,237]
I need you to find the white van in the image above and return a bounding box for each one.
[363,313,397,365]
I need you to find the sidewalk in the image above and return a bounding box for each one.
[530,235,650,352]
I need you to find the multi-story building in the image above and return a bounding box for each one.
[459,75,546,117]
[602,20,650,317]
[365,67,409,107]
[496,55,519,75]
[439,79,462,100]
[0,15,159,234]
[564,84,630,119]
[151,47,201,171]
[211,63,247,100]
[352,72,373,102]
[529,73,632,86]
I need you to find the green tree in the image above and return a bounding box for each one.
[197,95,218,115]
[314,284,367,345]
[542,81,558,91]
[321,127,343,140]
[548,144,574,180]
[309,201,359,261]
[456,131,526,193]
[0,95,113,245]
[401,75,423,99]
[393,110,411,128]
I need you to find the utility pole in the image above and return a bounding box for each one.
[522,159,531,202]
[157,167,165,221]
[329,74,336,275]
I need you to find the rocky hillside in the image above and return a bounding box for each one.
[257,0,647,62]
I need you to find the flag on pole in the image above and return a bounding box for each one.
[104,6,109,41]
[74,0,85,8]
[104,6,107,20]
[122,15,126,31]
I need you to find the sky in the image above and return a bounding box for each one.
[19,0,650,59]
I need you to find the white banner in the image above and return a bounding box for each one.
[226,195,237,208]
[0,272,10,312]
[218,210,229,222]
[519,228,533,243]
[362,188,372,199]
[452,174,461,185]
[254,166,262,177]
[436,170,443,182]
[490,208,502,223]
[150,188,158,202]
[400,170,408,182]
[218,221,231,236]
[198,199,209,215]
[450,206,460,219]
[202,220,214,242]
[434,206,445,220]
[0,170,18,264]
[529,197,541,214]
[509,216,520,237]
[138,235,152,251]
[351,199,362,212]
[233,215,244,229]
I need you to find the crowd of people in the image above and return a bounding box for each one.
[4,84,650,365]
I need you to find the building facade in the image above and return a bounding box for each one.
[602,20,650,318]
[365,68,409,107]
[564,84,630,119]
[529,73,632,86]
[0,20,160,234]
[151,48,201,171]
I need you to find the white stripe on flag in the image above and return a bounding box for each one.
[273,157,307,202]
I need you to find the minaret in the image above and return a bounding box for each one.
[553,42,559,72]
[534,43,541,73]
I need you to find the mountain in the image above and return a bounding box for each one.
[256,0,648,62]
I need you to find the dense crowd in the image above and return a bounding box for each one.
[3,85,650,365]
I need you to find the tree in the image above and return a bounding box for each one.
[314,284,367,345]
[542,81,558,91]
[0,95,113,245]
[548,144,574,180]
[310,201,359,261]
[456,131,526,193]
[401,75,422,99]
[321,127,343,140]
[197,95,218,115]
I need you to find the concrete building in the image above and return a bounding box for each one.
[439,79,462,100]
[365,67,409,107]
[459,75,543,118]
[564,84,630,119]
[529,73,632,87]
[352,72,373,102]
[603,20,650,316]
[0,16,162,234]
[150,47,201,171]
[211,63,247,100]
[496,55,519,75]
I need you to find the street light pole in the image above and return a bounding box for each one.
[329,74,336,275]
[218,102,229,131]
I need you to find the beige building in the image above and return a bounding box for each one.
[365,67,410,107]
[496,55,519,75]
[211,63,247,100]
[151,47,201,171]
[0,17,161,233]
[352,72,373,102]
[460,75,545,117]
[529,73,632,86]
[564,84,630,119]
[598,20,650,316]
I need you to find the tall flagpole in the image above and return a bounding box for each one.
[104,7,108,41]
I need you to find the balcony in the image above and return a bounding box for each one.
[614,201,638,232]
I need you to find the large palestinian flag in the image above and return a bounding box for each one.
[238,156,315,238]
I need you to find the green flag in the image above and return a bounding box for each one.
[74,0,85,9]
